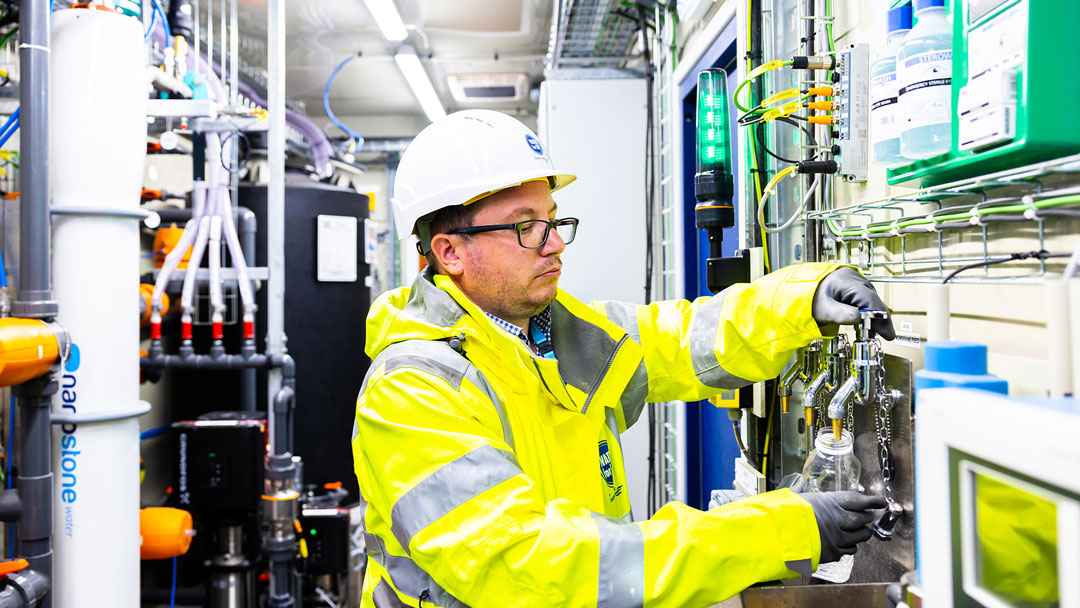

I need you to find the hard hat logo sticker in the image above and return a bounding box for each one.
[525,134,544,156]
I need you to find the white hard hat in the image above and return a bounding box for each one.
[391,110,577,245]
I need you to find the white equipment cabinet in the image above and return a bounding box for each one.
[537,77,650,520]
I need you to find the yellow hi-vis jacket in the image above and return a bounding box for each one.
[353,262,844,608]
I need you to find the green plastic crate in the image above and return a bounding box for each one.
[887,0,1080,186]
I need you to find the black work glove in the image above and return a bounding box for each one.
[811,267,896,340]
[800,491,888,563]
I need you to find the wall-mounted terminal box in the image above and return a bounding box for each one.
[834,43,870,182]
[888,0,1080,186]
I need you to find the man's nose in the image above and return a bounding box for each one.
[541,226,566,255]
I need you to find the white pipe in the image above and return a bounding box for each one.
[1070,281,1080,397]
[1047,279,1072,398]
[49,8,144,607]
[180,214,213,317]
[218,183,256,316]
[927,283,950,342]
[208,214,225,325]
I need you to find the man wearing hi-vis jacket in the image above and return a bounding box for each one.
[352,109,893,608]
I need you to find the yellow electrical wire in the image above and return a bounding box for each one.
[745,0,770,273]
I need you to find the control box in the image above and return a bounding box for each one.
[888,0,1080,185]
[173,413,266,518]
[299,507,351,575]
[833,43,870,182]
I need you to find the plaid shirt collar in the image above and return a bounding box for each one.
[483,307,552,351]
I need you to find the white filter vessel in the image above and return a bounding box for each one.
[49,8,146,607]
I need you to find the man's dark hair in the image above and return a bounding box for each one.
[422,203,481,270]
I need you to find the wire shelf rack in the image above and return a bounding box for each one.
[552,0,642,68]
[812,154,1080,283]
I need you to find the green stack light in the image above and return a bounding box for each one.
[695,68,734,193]
[694,68,735,269]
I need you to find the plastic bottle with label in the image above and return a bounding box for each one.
[897,0,953,160]
[871,6,913,168]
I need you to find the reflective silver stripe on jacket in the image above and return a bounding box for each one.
[390,445,521,552]
[367,532,470,608]
[688,290,745,389]
[593,513,645,608]
[356,340,516,451]
[601,301,641,344]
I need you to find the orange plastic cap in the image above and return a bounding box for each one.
[323,481,343,491]
[153,223,192,269]
[140,507,195,560]
[0,319,59,388]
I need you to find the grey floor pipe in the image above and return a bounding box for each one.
[10,1,57,606]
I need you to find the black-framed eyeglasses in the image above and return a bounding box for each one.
[447,217,579,249]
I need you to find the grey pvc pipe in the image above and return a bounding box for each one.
[17,0,51,303]
[14,2,56,606]
[238,207,257,412]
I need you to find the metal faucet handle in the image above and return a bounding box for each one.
[856,309,889,341]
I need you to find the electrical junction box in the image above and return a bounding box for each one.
[833,43,870,182]
[173,413,266,518]
[299,507,351,575]
[888,0,1080,186]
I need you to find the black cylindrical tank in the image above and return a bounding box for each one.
[242,177,371,503]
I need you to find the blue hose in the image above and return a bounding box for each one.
[0,244,8,288]
[170,556,177,608]
[154,0,172,48]
[140,425,172,441]
[0,108,19,140]
[0,119,19,150]
[143,3,157,40]
[323,55,365,152]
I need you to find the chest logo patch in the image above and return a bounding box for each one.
[598,440,614,488]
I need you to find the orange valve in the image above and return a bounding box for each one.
[808,115,834,125]
[139,284,170,325]
[140,507,195,560]
[0,559,28,578]
[0,319,60,388]
[807,101,833,111]
[323,481,343,491]
[152,223,192,269]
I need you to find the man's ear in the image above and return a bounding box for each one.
[430,234,465,276]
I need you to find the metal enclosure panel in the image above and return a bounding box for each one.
[779,353,916,583]
[537,76,650,519]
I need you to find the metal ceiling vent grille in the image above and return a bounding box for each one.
[447,73,529,102]
[551,0,640,68]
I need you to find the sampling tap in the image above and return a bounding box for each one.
[827,310,888,439]
[803,335,847,427]
[778,340,822,413]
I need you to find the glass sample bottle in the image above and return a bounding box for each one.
[897,0,953,160]
[871,5,913,168]
[802,429,861,493]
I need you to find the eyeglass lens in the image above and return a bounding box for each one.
[518,220,577,248]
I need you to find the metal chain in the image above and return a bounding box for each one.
[872,339,895,499]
